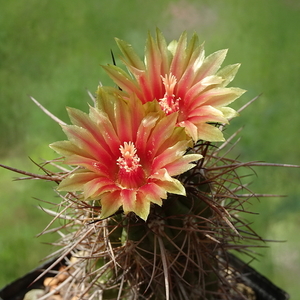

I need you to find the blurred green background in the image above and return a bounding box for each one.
[1,0,299,297]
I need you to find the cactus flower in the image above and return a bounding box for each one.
[50,87,202,220]
[103,29,245,142]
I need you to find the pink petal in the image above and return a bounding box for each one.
[62,125,112,163]
[176,35,204,97]
[178,120,198,142]
[202,87,246,108]
[121,189,137,213]
[102,65,141,97]
[136,114,160,161]
[148,112,178,156]
[187,106,228,124]
[135,192,151,221]
[157,126,190,153]
[163,154,202,176]
[84,177,118,199]
[67,107,114,156]
[137,73,154,103]
[152,140,189,173]
[139,182,167,202]
[188,105,222,118]
[188,87,245,111]
[114,95,145,143]
[183,75,224,107]
[170,32,188,78]
[65,155,111,176]
[99,190,123,219]
[155,29,171,75]
[176,64,196,99]
[89,106,121,157]
[58,171,99,192]
[145,33,163,100]
[114,97,134,142]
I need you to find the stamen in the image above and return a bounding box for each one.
[159,73,181,115]
[117,141,141,173]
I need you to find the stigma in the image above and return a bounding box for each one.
[117,141,141,173]
[159,73,181,115]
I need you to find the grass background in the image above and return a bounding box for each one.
[1,0,300,297]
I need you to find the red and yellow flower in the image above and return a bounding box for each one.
[50,87,202,220]
[103,29,245,142]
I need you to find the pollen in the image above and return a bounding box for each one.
[159,73,181,115]
[117,141,141,173]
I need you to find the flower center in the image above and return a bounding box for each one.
[159,73,181,115]
[117,141,141,172]
[116,141,144,188]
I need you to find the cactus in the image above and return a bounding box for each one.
[1,30,295,300]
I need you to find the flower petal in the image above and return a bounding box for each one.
[178,120,199,142]
[61,125,112,162]
[204,87,246,107]
[152,140,190,172]
[65,154,111,176]
[135,113,160,163]
[179,120,225,142]
[101,31,245,146]
[50,140,89,157]
[58,171,99,192]
[121,189,137,214]
[219,107,239,119]
[150,169,186,196]
[84,177,118,199]
[195,123,225,142]
[145,32,164,100]
[139,182,167,202]
[163,153,202,176]
[187,105,228,124]
[189,87,245,111]
[115,38,145,70]
[100,190,123,219]
[194,49,228,81]
[155,28,171,74]
[89,105,121,157]
[135,192,151,221]
[148,112,178,156]
[102,64,142,98]
[216,63,241,87]
[169,32,188,78]
[67,107,116,156]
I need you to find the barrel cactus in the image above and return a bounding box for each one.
[2,30,280,300]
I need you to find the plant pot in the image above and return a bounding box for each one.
[0,257,64,300]
[0,254,289,300]
[226,253,290,300]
